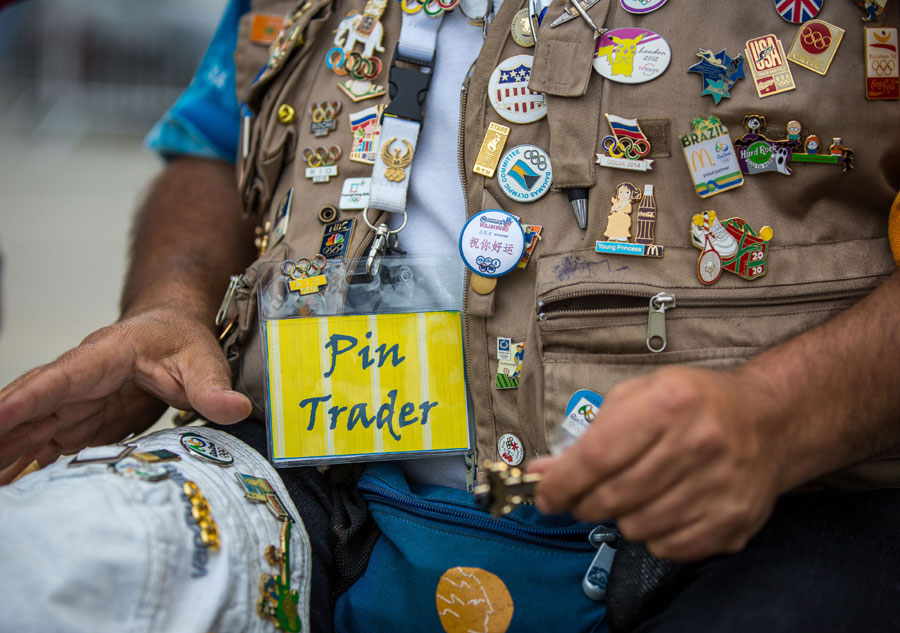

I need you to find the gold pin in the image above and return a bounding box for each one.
[787,19,844,76]
[381,138,414,182]
[511,8,535,48]
[745,34,795,98]
[470,274,498,295]
[277,104,296,124]
[473,122,511,178]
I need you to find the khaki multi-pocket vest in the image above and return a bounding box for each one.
[223,0,900,486]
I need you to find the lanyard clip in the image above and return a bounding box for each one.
[383,50,434,123]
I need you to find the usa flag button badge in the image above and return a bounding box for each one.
[488,55,547,125]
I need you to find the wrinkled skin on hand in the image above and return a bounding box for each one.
[530,366,781,562]
[0,307,251,484]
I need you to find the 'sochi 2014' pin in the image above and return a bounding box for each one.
[690,211,773,285]
[680,116,744,198]
[596,183,663,258]
[595,114,654,171]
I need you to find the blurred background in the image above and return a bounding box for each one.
[0,0,224,389]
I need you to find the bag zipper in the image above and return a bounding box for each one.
[358,478,596,551]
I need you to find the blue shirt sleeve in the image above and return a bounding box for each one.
[144,0,252,163]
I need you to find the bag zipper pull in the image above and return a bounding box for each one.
[583,526,620,601]
[646,291,676,353]
[464,448,478,493]
[216,274,246,327]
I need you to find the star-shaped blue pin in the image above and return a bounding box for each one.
[688,48,745,104]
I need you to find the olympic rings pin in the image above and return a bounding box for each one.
[399,0,459,16]
[303,146,342,183]
[324,45,382,79]
[309,100,342,137]
[281,254,328,295]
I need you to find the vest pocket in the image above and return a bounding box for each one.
[517,250,885,455]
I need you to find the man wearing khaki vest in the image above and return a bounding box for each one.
[2,0,900,630]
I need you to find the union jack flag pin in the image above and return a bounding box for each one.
[774,0,823,24]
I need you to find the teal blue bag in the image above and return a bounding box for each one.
[334,463,609,632]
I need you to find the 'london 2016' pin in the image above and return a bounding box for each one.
[488,55,547,124]
[593,28,671,84]
[459,209,526,278]
[497,145,552,203]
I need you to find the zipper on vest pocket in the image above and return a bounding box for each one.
[538,287,872,352]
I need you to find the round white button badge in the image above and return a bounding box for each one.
[498,144,553,203]
[498,433,524,467]
[593,28,671,84]
[459,210,526,278]
[488,55,547,125]
[620,0,668,14]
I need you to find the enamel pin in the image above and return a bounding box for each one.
[688,48,746,104]
[488,55,547,124]
[380,138,414,182]
[258,519,301,632]
[787,19,844,75]
[774,0,822,24]
[319,218,356,260]
[250,14,286,45]
[309,101,342,137]
[511,8,536,47]
[791,133,855,171]
[854,0,888,21]
[745,34,796,97]
[733,114,798,176]
[594,28,671,83]
[497,145,553,203]
[550,0,601,28]
[596,183,664,258]
[620,0,668,13]
[339,177,371,209]
[348,104,385,164]
[270,188,293,250]
[691,211,773,285]
[181,433,234,466]
[112,457,171,482]
[517,223,543,269]
[865,27,899,100]
[69,444,134,466]
[496,343,526,390]
[680,116,744,198]
[303,146,341,183]
[281,255,327,294]
[596,114,654,171]
[473,122,511,178]
[329,0,388,101]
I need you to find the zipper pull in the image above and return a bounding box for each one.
[583,525,620,601]
[464,448,478,493]
[646,291,676,353]
[216,274,246,327]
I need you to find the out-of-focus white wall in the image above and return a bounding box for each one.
[0,0,225,388]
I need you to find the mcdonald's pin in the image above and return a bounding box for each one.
[680,117,744,198]
[595,183,664,258]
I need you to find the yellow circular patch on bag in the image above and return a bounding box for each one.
[889,191,900,268]
[435,567,514,633]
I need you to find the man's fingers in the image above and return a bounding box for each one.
[534,406,662,514]
[0,416,61,471]
[0,454,38,486]
[0,338,133,435]
[178,338,252,424]
[565,437,699,522]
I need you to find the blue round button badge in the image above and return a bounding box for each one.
[459,209,526,278]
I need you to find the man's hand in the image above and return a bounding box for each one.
[529,366,783,562]
[0,307,252,483]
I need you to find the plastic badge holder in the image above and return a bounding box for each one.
[258,254,471,467]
